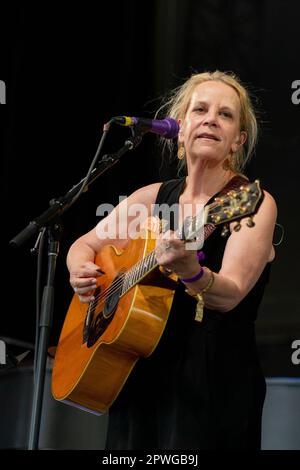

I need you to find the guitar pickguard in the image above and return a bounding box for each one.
[84,272,124,348]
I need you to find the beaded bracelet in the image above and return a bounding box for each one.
[180,250,205,283]
[185,268,215,322]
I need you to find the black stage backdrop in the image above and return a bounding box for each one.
[1,1,300,377]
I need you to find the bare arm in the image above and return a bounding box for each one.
[206,190,277,311]
[156,191,277,313]
[67,182,162,302]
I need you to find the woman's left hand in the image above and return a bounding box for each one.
[155,229,200,279]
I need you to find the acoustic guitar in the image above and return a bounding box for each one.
[52,180,263,414]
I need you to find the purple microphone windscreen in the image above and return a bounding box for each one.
[113,116,179,139]
[150,117,179,139]
[132,117,179,139]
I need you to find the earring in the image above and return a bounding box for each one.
[222,158,231,171]
[223,153,236,171]
[177,145,185,160]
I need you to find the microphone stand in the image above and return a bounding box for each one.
[9,128,144,450]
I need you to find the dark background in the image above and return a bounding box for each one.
[1,1,299,376]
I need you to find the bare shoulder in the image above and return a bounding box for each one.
[257,189,277,225]
[84,182,163,251]
[127,182,163,206]
[262,190,277,212]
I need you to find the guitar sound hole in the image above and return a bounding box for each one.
[86,273,123,348]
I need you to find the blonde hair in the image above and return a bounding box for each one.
[158,70,258,174]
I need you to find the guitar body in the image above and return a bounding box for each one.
[52,228,177,414]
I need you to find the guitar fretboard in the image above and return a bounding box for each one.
[121,250,158,296]
[119,180,261,296]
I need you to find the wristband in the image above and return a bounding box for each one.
[181,250,205,283]
[181,266,204,283]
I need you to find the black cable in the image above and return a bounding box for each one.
[273,223,285,247]
[66,120,113,210]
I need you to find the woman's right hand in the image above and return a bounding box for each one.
[69,261,104,303]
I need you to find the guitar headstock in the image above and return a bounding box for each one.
[206,179,263,229]
[179,180,263,243]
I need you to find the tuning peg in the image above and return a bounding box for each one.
[233,222,241,232]
[246,216,255,227]
[221,224,230,237]
[212,214,221,223]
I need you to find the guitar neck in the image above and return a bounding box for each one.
[120,179,262,296]
[121,208,208,296]
[121,249,159,296]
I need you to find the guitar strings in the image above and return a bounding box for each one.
[88,202,214,307]
[92,251,154,302]
[91,185,256,313]
[91,251,157,306]
[91,256,158,318]
[85,194,245,310]
[87,276,126,319]
[85,199,219,307]
[82,192,254,319]
[91,271,127,307]
[93,270,126,302]
[93,254,156,306]
[88,207,211,308]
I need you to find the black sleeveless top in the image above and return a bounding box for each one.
[105,176,270,450]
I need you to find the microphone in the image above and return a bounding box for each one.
[112,116,179,139]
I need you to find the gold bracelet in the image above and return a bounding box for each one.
[185,268,215,322]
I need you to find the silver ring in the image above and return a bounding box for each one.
[165,241,171,250]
